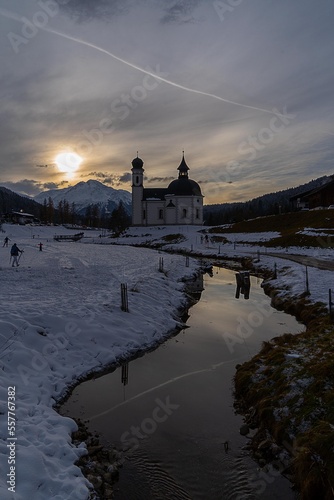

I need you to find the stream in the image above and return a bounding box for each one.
[60,267,302,499]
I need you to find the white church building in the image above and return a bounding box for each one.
[131,154,204,226]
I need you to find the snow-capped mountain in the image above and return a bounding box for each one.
[34,180,132,215]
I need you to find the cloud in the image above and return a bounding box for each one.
[147,176,175,184]
[118,173,132,183]
[1,179,45,197]
[60,0,203,24]
[160,0,201,24]
[60,0,131,23]
[43,182,62,190]
[0,179,69,197]
[80,171,132,186]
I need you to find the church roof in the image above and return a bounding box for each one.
[143,188,168,200]
[167,153,202,196]
[167,178,202,196]
[131,156,144,169]
[177,154,189,174]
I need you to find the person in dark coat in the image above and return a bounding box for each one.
[3,236,10,247]
[10,243,23,267]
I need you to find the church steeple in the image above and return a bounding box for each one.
[177,152,189,179]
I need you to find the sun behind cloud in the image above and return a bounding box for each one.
[55,152,83,174]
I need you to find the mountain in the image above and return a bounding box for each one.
[34,180,132,215]
[203,175,332,225]
[0,186,42,217]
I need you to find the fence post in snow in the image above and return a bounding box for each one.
[120,283,129,312]
[329,289,334,322]
[158,257,164,272]
[305,265,310,295]
[273,262,277,279]
[185,255,189,267]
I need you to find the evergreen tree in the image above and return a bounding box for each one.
[110,201,131,235]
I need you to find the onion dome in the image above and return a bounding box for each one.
[131,155,144,169]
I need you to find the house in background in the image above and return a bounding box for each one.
[10,211,36,224]
[290,177,334,210]
[131,154,204,226]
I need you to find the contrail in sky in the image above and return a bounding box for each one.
[43,28,280,117]
[1,7,286,118]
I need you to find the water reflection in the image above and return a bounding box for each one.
[235,270,251,299]
[184,272,204,301]
[121,363,129,386]
[61,267,301,500]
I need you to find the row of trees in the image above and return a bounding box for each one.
[39,198,131,233]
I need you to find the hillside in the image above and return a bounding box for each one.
[208,209,334,248]
[0,186,42,218]
[204,175,331,224]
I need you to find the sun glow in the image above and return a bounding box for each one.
[55,152,83,174]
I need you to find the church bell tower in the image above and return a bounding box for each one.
[131,154,144,226]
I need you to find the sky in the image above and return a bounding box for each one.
[0,0,333,204]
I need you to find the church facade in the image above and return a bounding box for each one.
[131,154,204,226]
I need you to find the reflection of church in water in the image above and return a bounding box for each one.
[131,154,204,226]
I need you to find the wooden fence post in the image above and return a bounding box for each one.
[121,283,129,312]
[329,289,333,322]
[305,265,310,294]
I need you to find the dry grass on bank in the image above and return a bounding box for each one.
[235,302,334,499]
[209,210,334,248]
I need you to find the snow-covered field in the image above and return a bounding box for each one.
[116,225,334,307]
[0,222,333,499]
[0,224,198,499]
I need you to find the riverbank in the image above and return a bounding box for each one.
[111,225,334,499]
[234,276,334,499]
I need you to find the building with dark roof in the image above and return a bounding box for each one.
[290,177,334,210]
[131,154,203,226]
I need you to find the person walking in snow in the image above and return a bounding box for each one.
[10,243,23,267]
[3,236,10,247]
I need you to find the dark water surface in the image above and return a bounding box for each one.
[61,267,302,499]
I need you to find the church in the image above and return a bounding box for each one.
[131,153,204,226]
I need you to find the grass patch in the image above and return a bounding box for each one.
[161,233,186,244]
[234,301,334,499]
[208,210,334,248]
